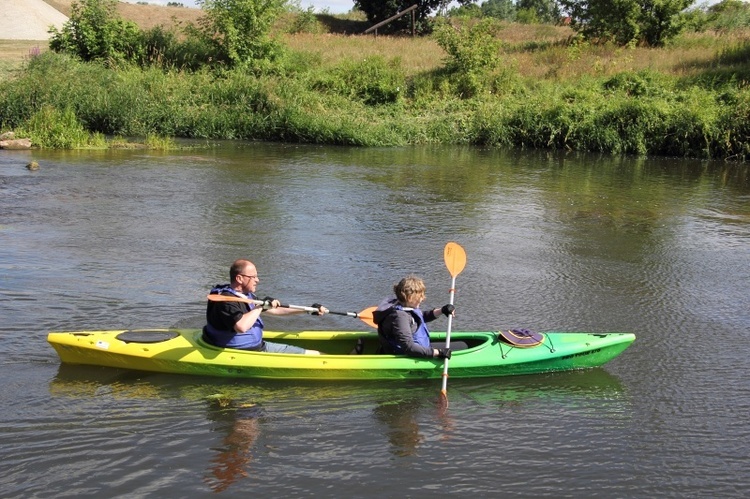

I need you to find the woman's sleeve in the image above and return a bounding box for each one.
[423,308,439,323]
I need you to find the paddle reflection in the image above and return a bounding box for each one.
[203,396,264,493]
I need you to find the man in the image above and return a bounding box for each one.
[204,259,327,354]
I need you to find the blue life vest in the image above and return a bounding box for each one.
[394,303,431,349]
[205,285,264,349]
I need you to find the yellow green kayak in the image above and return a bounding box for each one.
[47,329,635,380]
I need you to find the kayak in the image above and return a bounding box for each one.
[47,328,635,380]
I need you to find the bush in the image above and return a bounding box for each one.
[560,0,693,46]
[49,0,144,64]
[287,6,327,34]
[312,56,405,106]
[603,70,672,97]
[22,105,98,148]
[196,0,286,70]
[432,17,504,97]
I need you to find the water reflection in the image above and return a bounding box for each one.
[203,396,264,493]
[372,398,425,457]
[372,395,458,457]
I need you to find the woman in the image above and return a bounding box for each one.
[372,275,456,359]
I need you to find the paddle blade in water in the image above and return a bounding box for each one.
[438,389,449,410]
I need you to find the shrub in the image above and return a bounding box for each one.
[23,105,93,148]
[48,0,144,64]
[312,56,405,105]
[196,0,286,70]
[603,70,672,97]
[288,6,327,34]
[432,17,503,97]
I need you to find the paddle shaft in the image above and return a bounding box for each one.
[205,294,376,324]
[440,274,457,395]
[440,242,467,400]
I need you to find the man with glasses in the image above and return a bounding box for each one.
[204,259,327,354]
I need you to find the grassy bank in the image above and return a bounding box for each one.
[1,3,749,160]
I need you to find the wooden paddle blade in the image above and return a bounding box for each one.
[206,294,258,305]
[357,306,378,328]
[444,242,467,277]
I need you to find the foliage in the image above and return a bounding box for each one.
[287,6,327,34]
[692,0,750,32]
[138,25,217,71]
[48,0,144,64]
[20,105,103,149]
[311,56,405,105]
[560,0,693,46]
[516,0,560,24]
[196,0,286,70]
[448,0,558,23]
[481,0,516,21]
[602,69,672,97]
[354,0,472,34]
[432,17,503,97]
[448,2,483,18]
[4,4,750,160]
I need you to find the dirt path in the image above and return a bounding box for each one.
[0,0,68,40]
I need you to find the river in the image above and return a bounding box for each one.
[1,143,749,497]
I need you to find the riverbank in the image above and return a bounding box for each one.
[1,3,749,160]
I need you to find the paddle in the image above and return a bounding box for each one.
[205,294,378,328]
[440,241,467,406]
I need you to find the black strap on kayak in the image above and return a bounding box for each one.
[498,329,544,347]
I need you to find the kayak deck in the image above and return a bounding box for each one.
[47,329,635,380]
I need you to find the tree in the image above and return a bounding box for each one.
[481,0,517,21]
[354,0,474,33]
[560,0,693,46]
[196,0,285,69]
[48,0,143,63]
[639,0,693,46]
[517,0,560,24]
[448,2,483,18]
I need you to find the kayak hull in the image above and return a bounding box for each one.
[47,329,635,380]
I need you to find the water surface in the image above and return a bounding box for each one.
[1,143,749,497]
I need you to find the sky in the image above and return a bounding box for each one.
[122,1,357,14]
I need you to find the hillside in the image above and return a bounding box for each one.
[43,0,206,30]
[1,0,68,40]
[0,1,206,74]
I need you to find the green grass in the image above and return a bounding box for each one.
[2,9,750,159]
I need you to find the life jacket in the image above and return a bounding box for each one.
[389,303,430,352]
[205,285,264,349]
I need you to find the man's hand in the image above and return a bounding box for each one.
[262,296,279,310]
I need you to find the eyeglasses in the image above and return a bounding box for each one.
[239,273,258,280]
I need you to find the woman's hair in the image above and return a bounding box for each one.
[393,275,426,303]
